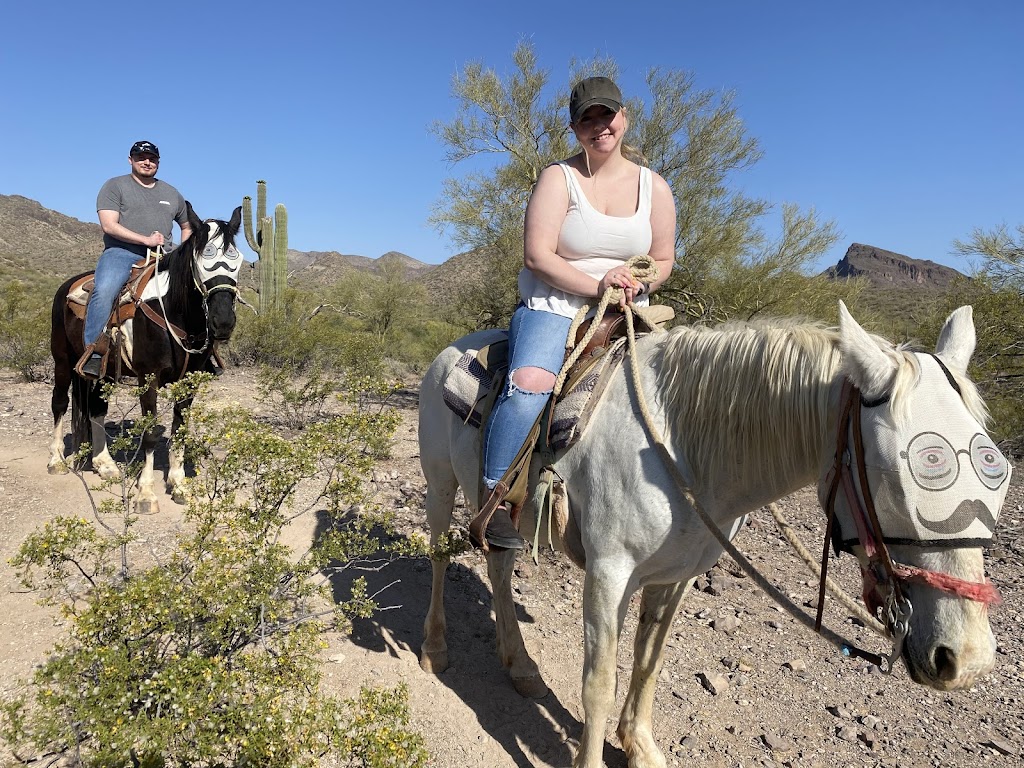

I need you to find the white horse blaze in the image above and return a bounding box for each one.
[418,304,1005,768]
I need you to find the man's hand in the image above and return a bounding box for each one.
[143,231,165,248]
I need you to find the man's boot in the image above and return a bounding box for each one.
[75,335,109,380]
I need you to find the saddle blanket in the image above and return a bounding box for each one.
[441,332,627,451]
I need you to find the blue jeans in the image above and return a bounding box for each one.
[482,304,572,488]
[83,247,143,346]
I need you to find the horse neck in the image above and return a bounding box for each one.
[657,325,841,506]
[163,247,206,332]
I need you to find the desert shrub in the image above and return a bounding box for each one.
[257,362,337,431]
[2,374,428,768]
[231,296,387,377]
[0,280,51,380]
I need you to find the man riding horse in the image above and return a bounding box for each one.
[78,140,219,379]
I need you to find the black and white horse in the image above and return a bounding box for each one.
[48,203,243,513]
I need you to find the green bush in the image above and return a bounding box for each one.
[2,375,428,768]
[0,280,51,381]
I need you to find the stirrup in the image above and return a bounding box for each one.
[469,486,526,552]
[75,345,106,380]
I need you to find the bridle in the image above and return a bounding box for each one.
[817,367,1002,669]
[151,224,241,356]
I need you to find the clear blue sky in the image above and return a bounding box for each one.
[1,1,1020,271]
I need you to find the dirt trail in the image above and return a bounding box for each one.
[1,369,1022,767]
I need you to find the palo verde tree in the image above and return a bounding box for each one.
[431,41,848,329]
[946,224,1024,453]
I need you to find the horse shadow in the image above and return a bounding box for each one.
[315,510,631,767]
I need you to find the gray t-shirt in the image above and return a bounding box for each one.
[96,175,188,255]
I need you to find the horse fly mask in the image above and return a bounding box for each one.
[816,352,1009,667]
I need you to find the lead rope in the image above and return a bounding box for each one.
[617,290,894,668]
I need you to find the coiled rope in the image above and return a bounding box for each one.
[553,254,661,397]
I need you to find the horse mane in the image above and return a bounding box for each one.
[656,317,842,489]
[162,233,203,311]
[653,315,988,491]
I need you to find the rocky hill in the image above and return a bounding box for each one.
[823,243,965,289]
[0,195,103,284]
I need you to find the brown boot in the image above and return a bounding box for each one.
[484,504,526,550]
[75,338,108,380]
[470,488,526,552]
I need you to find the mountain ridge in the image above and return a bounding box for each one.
[0,194,966,297]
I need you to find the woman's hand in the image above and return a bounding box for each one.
[599,266,642,308]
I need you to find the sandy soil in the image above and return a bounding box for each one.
[1,368,1022,767]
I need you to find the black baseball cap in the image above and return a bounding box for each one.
[569,77,622,124]
[129,140,160,158]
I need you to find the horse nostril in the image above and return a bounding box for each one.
[933,646,959,682]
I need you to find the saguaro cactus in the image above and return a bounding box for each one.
[242,180,288,313]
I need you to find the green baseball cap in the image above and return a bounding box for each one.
[569,77,622,123]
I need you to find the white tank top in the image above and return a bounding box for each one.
[519,161,653,317]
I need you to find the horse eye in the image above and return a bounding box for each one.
[905,432,957,491]
[203,244,217,257]
[970,433,1007,490]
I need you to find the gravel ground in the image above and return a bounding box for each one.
[1,368,1021,767]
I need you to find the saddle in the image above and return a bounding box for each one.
[65,254,161,326]
[68,252,183,380]
[450,306,674,551]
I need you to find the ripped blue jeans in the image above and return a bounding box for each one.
[482,303,572,488]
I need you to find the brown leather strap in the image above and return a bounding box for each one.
[469,482,510,553]
[136,299,188,341]
[852,393,900,588]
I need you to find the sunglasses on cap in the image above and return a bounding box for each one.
[130,141,160,158]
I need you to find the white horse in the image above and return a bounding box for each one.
[418,302,1010,768]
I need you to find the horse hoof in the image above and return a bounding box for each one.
[419,650,449,675]
[47,461,69,475]
[171,488,187,505]
[512,674,549,699]
[97,466,121,481]
[135,499,160,516]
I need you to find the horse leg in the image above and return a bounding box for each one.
[420,467,459,675]
[80,378,119,480]
[135,382,161,515]
[167,398,191,504]
[48,366,72,475]
[617,580,691,768]
[576,567,631,768]
[487,547,548,698]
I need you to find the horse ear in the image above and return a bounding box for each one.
[934,305,976,375]
[228,206,242,235]
[838,300,899,399]
[186,201,203,234]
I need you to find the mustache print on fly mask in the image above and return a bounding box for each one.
[903,430,1009,536]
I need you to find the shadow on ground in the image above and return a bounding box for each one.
[316,512,630,767]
